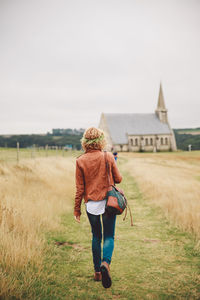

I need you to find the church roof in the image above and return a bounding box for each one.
[104,113,171,144]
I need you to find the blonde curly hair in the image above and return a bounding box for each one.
[81,127,106,151]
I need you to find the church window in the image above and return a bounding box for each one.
[130,138,133,146]
[150,138,153,145]
[135,138,138,146]
[161,137,163,145]
[165,137,168,145]
[145,138,148,146]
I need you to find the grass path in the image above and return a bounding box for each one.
[38,157,200,299]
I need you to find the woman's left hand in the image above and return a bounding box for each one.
[74,215,80,223]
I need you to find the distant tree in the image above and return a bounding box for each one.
[174,130,200,150]
[0,131,83,149]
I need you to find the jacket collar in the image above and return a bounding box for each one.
[85,149,101,153]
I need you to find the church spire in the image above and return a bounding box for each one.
[157,82,166,110]
[155,83,168,123]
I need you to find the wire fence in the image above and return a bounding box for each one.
[0,144,79,163]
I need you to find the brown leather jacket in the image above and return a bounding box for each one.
[74,150,122,217]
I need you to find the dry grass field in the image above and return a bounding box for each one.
[0,156,75,297]
[121,151,200,238]
[0,150,199,299]
[0,147,68,162]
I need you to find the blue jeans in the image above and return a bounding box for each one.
[87,211,116,272]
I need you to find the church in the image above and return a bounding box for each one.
[99,84,177,152]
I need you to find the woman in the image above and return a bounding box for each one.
[74,127,122,289]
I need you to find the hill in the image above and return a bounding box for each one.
[174,128,200,150]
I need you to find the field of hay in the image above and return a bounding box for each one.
[0,156,75,297]
[121,151,200,237]
[0,150,199,299]
[0,147,69,162]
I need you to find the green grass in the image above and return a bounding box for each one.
[1,153,199,299]
[26,165,200,299]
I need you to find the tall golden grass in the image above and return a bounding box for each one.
[1,151,199,297]
[0,157,75,297]
[122,151,200,237]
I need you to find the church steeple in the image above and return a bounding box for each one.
[157,83,166,110]
[155,83,168,123]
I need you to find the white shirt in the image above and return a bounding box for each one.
[86,199,106,215]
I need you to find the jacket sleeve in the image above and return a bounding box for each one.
[110,154,122,184]
[74,160,85,217]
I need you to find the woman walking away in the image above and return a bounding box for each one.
[74,127,122,288]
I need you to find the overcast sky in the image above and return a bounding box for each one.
[0,0,199,134]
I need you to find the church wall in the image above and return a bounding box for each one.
[113,145,121,152]
[108,134,175,152]
[128,146,141,152]
[99,114,113,151]
[168,127,177,151]
[109,134,174,152]
[170,133,177,151]
[128,134,172,152]
[122,144,128,151]
[113,144,128,152]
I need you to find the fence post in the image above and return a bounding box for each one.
[45,144,48,157]
[31,144,35,159]
[17,142,19,163]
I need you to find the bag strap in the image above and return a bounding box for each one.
[104,151,133,227]
[123,204,134,227]
[104,151,111,187]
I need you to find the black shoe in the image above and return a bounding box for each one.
[100,262,112,288]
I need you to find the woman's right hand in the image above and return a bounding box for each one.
[74,215,80,223]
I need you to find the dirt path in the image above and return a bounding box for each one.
[42,162,199,299]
